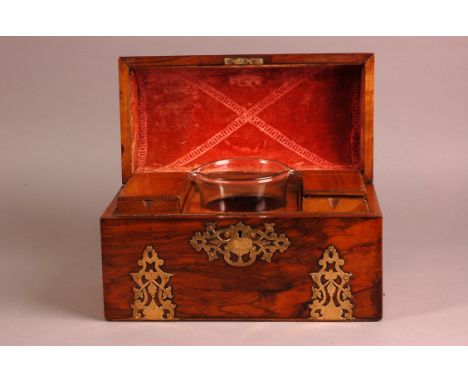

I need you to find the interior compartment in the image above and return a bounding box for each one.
[116,173,190,213]
[302,196,369,213]
[302,170,366,196]
[116,171,369,215]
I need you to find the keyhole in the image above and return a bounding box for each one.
[237,230,243,238]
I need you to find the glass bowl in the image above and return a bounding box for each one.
[190,158,296,212]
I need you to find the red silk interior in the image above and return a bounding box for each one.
[130,65,362,172]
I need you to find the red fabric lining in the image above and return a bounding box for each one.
[130,65,362,172]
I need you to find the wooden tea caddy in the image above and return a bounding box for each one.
[101,54,382,321]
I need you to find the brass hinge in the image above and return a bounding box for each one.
[224,57,264,66]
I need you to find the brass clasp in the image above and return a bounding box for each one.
[224,57,264,66]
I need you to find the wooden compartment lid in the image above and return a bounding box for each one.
[119,54,374,183]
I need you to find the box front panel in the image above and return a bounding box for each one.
[101,217,382,321]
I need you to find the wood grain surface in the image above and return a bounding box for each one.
[101,202,382,321]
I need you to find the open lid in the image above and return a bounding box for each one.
[119,54,374,183]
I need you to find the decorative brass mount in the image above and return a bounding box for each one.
[130,245,176,320]
[190,221,290,267]
[309,245,354,320]
[224,57,264,66]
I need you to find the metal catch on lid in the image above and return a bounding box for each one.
[224,57,264,65]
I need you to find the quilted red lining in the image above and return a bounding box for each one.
[130,65,362,172]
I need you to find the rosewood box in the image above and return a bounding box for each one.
[101,53,382,321]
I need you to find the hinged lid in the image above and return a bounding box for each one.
[119,53,374,184]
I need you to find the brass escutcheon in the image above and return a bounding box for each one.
[190,221,290,267]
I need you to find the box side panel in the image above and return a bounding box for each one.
[101,216,382,321]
